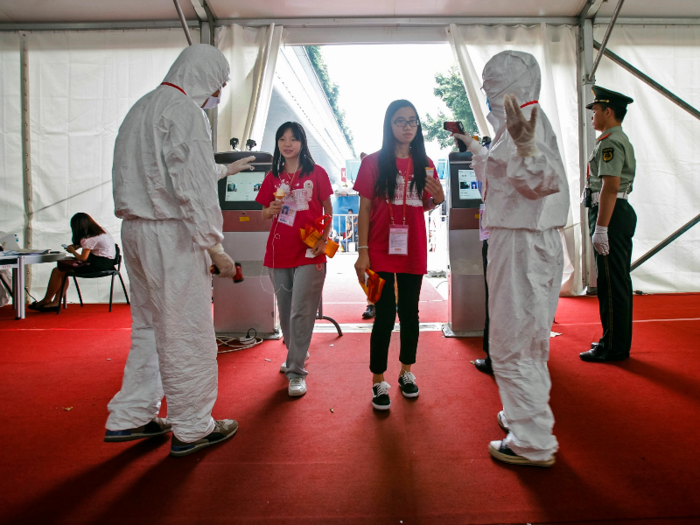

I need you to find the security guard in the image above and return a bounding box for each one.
[580,86,637,363]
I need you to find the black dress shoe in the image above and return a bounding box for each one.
[580,347,629,362]
[474,358,493,374]
[36,304,59,313]
[362,304,375,319]
[27,302,41,311]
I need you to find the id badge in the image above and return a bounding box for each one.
[277,203,297,226]
[388,225,409,255]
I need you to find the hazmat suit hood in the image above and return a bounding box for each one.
[482,51,541,131]
[162,44,230,107]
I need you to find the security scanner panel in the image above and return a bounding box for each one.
[212,151,280,338]
[216,151,272,211]
[448,151,482,210]
[443,151,486,337]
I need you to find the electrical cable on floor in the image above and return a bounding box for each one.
[216,328,263,354]
[216,336,264,354]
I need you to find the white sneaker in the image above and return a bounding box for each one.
[288,377,307,397]
[280,351,310,373]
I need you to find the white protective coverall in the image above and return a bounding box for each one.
[472,51,569,460]
[106,45,230,442]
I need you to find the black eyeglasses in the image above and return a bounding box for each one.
[393,118,419,128]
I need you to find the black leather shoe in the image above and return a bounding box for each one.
[36,304,59,313]
[580,347,629,362]
[362,304,375,319]
[474,358,493,374]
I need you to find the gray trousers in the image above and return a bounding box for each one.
[269,263,326,379]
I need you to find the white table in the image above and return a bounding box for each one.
[0,252,66,320]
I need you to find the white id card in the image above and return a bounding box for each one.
[277,203,297,226]
[388,225,409,255]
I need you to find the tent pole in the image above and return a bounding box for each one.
[589,0,625,80]
[631,214,700,272]
[20,32,33,298]
[593,41,700,122]
[193,0,219,149]
[577,10,597,293]
[173,0,194,45]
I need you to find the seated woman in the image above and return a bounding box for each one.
[29,213,117,312]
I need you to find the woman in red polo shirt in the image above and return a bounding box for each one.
[256,122,333,398]
[353,100,445,411]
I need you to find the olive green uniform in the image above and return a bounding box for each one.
[588,126,637,357]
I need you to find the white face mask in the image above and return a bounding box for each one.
[202,95,220,109]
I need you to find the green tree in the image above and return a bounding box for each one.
[305,46,356,155]
[423,66,478,150]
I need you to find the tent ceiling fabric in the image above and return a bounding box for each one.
[0,1,198,23]
[1,0,700,24]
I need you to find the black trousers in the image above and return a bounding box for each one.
[589,200,637,356]
[370,272,423,374]
[482,239,490,357]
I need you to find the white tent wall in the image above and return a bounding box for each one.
[8,28,198,304]
[0,32,23,245]
[592,24,700,293]
[215,24,284,152]
[448,23,581,295]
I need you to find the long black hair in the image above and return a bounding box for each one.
[375,99,429,201]
[70,213,106,246]
[271,121,315,178]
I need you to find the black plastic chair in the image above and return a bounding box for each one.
[57,244,130,314]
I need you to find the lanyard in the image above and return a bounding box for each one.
[161,82,186,95]
[387,156,412,226]
[283,167,300,189]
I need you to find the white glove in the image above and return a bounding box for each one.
[208,243,236,278]
[592,225,610,256]
[226,155,256,177]
[505,94,539,157]
[452,133,482,155]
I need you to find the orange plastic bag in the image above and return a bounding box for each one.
[299,214,339,258]
[360,268,385,304]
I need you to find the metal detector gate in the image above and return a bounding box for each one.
[442,151,486,337]
[212,151,280,339]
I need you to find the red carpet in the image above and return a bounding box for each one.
[321,275,447,324]
[1,295,699,524]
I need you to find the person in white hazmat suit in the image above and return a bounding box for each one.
[454,51,569,467]
[105,44,255,457]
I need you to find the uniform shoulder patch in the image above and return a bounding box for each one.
[602,147,614,162]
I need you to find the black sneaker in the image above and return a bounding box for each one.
[398,371,419,398]
[170,419,238,457]
[372,381,391,410]
[362,304,376,319]
[104,417,171,443]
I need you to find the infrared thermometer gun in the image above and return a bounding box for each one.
[443,121,467,152]
[210,262,244,283]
